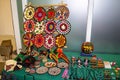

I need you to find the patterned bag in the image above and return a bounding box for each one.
[1,71,17,80]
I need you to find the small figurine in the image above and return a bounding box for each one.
[84,58,89,67]
[77,57,82,68]
[71,56,76,66]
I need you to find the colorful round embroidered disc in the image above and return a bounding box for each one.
[56,20,71,35]
[34,21,45,34]
[55,35,66,48]
[56,6,69,20]
[44,34,55,49]
[23,33,34,47]
[24,20,35,32]
[24,6,35,20]
[34,7,46,22]
[47,7,55,19]
[45,20,56,34]
[34,34,44,48]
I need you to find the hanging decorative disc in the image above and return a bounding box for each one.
[34,21,45,34]
[56,20,71,35]
[34,34,44,48]
[47,7,55,19]
[24,6,35,20]
[44,34,55,49]
[34,7,46,22]
[24,20,35,32]
[23,32,34,47]
[55,34,66,48]
[45,20,56,34]
[55,6,69,20]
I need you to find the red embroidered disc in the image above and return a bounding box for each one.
[47,7,55,19]
[34,34,44,48]
[34,7,46,22]
[24,20,35,32]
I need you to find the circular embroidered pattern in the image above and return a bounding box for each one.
[24,6,35,20]
[48,67,61,76]
[45,20,56,34]
[55,34,66,48]
[57,62,68,68]
[56,6,69,20]
[47,7,55,19]
[24,20,35,32]
[34,34,44,48]
[44,34,55,49]
[34,7,46,22]
[56,20,71,35]
[36,66,48,74]
[23,33,34,47]
[34,21,45,34]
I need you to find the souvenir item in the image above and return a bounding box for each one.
[36,66,48,74]
[45,20,56,34]
[34,21,45,34]
[77,57,82,68]
[34,7,46,22]
[25,68,30,72]
[55,34,66,48]
[4,60,17,72]
[57,62,68,68]
[56,6,69,20]
[47,7,55,19]
[57,48,69,64]
[62,68,69,79]
[34,60,40,68]
[45,62,56,67]
[23,33,34,47]
[34,34,44,48]
[48,67,61,75]
[71,56,76,66]
[29,68,35,74]
[44,34,55,49]
[24,6,35,20]
[24,20,35,32]
[90,55,97,65]
[2,71,17,80]
[56,20,71,35]
[81,42,94,54]
[42,57,48,63]
[22,56,36,68]
[104,70,111,80]
[49,51,58,63]
[84,58,89,67]
[111,62,116,66]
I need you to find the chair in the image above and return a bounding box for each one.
[0,40,13,60]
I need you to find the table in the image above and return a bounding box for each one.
[2,52,120,80]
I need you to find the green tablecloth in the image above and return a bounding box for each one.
[3,52,120,80]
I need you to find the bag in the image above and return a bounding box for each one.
[1,71,17,80]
